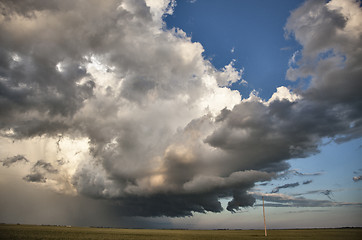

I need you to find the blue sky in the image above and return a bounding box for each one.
[165,0,305,99]
[0,0,361,230]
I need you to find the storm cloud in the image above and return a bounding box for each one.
[0,0,361,219]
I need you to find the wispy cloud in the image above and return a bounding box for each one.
[251,192,362,208]
[23,160,59,183]
[271,182,300,193]
[280,46,292,51]
[1,155,29,167]
[291,189,346,202]
[279,169,323,179]
[303,180,313,185]
[32,160,59,174]
[286,209,328,214]
[321,190,334,200]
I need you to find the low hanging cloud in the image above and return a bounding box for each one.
[22,160,59,183]
[0,0,361,218]
[32,160,59,174]
[23,172,47,183]
[1,155,29,167]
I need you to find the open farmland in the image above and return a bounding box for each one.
[0,224,361,240]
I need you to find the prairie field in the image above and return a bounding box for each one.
[0,224,361,240]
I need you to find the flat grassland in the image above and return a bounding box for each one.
[0,224,361,240]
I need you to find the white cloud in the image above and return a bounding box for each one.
[268,86,301,104]
[214,60,243,87]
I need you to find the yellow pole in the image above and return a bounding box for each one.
[263,196,267,237]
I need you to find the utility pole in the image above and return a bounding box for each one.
[263,196,267,237]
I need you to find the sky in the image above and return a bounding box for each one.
[0,0,361,229]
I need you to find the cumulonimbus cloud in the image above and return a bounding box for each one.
[0,0,361,217]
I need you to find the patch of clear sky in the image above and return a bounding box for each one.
[164,0,305,100]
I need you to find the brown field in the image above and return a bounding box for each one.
[0,224,361,240]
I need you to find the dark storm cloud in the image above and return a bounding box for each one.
[205,100,320,173]
[204,96,357,180]
[73,167,273,216]
[1,155,28,167]
[0,175,174,229]
[271,182,300,193]
[0,0,361,220]
[226,190,255,212]
[110,193,223,217]
[107,171,272,216]
[0,0,117,138]
[4,120,71,139]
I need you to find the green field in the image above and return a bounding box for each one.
[0,224,361,240]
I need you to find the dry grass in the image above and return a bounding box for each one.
[0,224,361,240]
